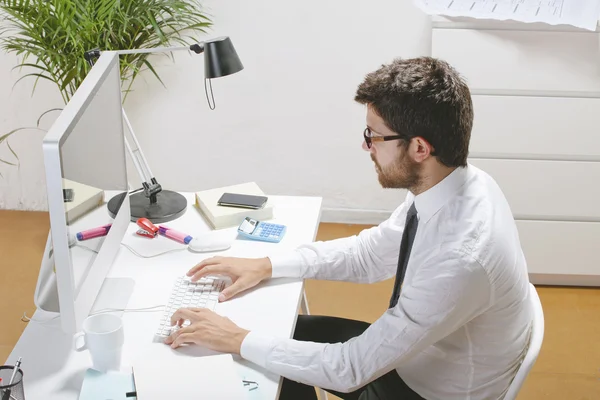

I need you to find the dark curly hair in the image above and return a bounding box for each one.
[355,57,473,168]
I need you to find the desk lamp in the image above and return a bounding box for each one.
[84,36,243,223]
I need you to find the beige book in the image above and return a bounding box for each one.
[62,178,104,224]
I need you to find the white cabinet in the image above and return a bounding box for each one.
[470,96,600,160]
[516,220,600,286]
[470,158,600,221]
[432,24,600,285]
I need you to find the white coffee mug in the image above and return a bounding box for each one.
[73,314,124,372]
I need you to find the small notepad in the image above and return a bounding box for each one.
[78,369,135,400]
[132,344,246,399]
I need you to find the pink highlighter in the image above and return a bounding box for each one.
[76,224,112,241]
[158,225,193,245]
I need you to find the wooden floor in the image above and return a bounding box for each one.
[1,211,599,399]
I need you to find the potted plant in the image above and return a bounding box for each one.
[0,0,213,166]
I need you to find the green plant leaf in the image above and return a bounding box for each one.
[0,127,46,143]
[37,108,63,127]
[11,72,54,91]
[7,140,18,163]
[143,59,166,88]
[0,158,16,166]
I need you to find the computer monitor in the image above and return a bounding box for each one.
[34,51,134,334]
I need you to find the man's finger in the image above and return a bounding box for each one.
[170,308,202,326]
[171,332,194,348]
[190,265,232,282]
[219,280,247,302]
[187,257,221,277]
[187,307,211,313]
[164,324,194,345]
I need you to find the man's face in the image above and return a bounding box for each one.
[363,107,421,190]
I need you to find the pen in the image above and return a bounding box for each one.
[7,357,21,386]
[158,225,193,245]
[76,224,112,241]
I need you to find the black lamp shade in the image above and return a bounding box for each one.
[204,37,244,79]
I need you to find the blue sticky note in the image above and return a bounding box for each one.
[78,369,135,400]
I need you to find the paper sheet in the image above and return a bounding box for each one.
[132,344,247,399]
[415,0,600,31]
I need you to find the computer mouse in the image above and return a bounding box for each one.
[188,230,236,253]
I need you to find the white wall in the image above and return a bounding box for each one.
[0,0,431,221]
[0,51,64,210]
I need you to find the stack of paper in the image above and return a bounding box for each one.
[195,182,274,229]
[414,0,600,31]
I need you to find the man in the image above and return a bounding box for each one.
[165,57,533,400]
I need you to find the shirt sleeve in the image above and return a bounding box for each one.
[241,251,491,393]
[267,202,410,284]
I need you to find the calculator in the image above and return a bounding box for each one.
[237,217,286,243]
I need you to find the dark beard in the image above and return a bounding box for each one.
[372,153,421,190]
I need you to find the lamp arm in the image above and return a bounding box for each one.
[84,44,205,60]
[115,43,205,55]
[83,52,165,203]
[121,108,162,202]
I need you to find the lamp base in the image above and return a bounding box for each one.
[107,190,188,223]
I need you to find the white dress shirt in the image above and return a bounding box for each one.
[240,164,533,400]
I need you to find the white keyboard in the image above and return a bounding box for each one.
[154,276,227,342]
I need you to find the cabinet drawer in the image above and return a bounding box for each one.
[470,159,600,220]
[432,29,600,93]
[516,220,600,282]
[470,95,600,160]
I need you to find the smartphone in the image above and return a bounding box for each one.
[63,188,74,202]
[217,192,268,209]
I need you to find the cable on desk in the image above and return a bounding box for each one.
[21,312,59,323]
[120,242,186,258]
[76,244,99,254]
[21,305,165,326]
[90,305,165,315]
[76,242,185,258]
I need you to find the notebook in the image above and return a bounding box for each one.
[132,344,247,399]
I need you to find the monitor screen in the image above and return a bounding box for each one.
[58,58,129,296]
[38,51,132,333]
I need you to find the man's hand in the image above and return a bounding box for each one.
[187,256,272,302]
[164,308,249,353]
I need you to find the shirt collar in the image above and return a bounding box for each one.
[408,165,471,224]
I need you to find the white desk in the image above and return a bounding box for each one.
[6,192,322,400]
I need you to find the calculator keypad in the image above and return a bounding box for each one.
[255,223,284,240]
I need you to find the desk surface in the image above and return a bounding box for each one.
[6,193,322,400]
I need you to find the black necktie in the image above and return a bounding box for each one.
[389,202,418,309]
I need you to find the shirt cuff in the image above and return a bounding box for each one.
[268,251,304,278]
[240,331,276,368]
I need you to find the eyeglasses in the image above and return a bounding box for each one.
[363,127,405,149]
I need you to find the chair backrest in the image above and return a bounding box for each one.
[503,283,545,400]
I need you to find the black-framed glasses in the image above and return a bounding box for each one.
[363,127,405,149]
